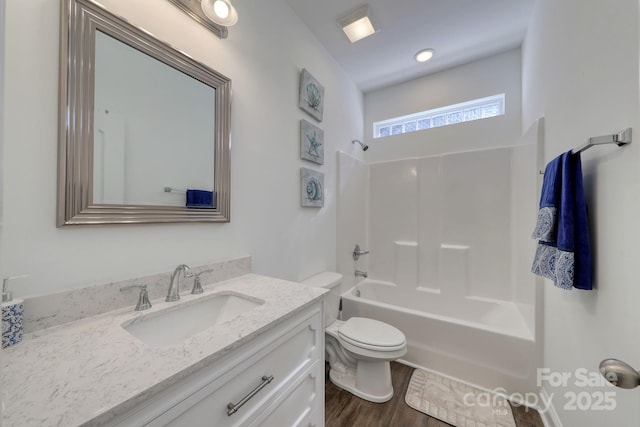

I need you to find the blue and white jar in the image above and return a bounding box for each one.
[2,299,24,348]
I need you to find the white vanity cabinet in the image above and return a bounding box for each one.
[108,303,324,427]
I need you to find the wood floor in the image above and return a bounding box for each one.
[325,362,544,427]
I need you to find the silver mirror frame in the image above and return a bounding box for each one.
[58,0,231,226]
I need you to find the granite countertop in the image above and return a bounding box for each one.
[2,274,326,427]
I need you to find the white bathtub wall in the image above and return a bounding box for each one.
[507,129,542,404]
[437,244,470,297]
[439,148,512,300]
[510,119,542,311]
[368,147,514,302]
[368,160,419,286]
[336,152,368,292]
[417,156,441,292]
[394,241,419,289]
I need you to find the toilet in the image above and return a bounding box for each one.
[301,272,407,403]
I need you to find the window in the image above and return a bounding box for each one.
[373,93,505,139]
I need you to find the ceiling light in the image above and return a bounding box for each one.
[338,5,377,43]
[201,0,238,27]
[415,48,435,63]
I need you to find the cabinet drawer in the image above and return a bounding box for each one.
[148,308,322,427]
[249,361,324,427]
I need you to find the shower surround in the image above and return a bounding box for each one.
[336,129,542,394]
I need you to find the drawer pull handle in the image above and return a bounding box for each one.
[226,375,274,416]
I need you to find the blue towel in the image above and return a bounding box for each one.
[531,151,592,290]
[186,190,216,208]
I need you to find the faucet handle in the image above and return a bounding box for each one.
[120,284,152,311]
[191,274,204,295]
[352,244,370,261]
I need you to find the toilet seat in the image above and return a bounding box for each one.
[338,317,406,352]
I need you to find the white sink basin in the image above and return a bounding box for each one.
[122,292,264,347]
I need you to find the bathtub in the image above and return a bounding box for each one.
[342,279,539,394]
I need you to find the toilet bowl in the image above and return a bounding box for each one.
[301,272,407,403]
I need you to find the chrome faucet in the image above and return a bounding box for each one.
[166,264,193,302]
[355,270,368,278]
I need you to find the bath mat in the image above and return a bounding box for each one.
[405,369,516,427]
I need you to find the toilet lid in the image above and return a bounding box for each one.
[338,317,406,352]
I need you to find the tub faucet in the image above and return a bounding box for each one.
[166,264,193,302]
[355,270,368,278]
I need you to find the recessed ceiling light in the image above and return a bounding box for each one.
[338,5,377,43]
[415,48,435,63]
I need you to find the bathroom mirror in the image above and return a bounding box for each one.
[58,0,231,225]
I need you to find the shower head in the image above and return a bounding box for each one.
[352,139,369,151]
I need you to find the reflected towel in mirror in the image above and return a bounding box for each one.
[186,190,216,208]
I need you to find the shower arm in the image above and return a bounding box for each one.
[352,139,369,151]
[353,244,370,261]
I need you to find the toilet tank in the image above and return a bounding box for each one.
[301,272,342,327]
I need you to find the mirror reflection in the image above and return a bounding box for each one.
[93,31,216,207]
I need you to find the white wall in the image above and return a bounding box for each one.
[1,0,363,297]
[363,48,522,163]
[523,0,640,425]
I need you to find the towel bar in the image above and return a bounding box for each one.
[538,128,632,175]
[164,187,186,193]
[572,128,632,154]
